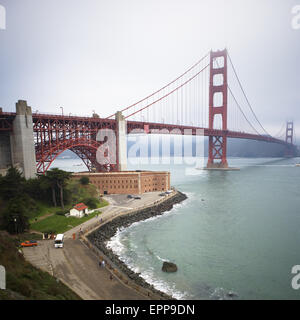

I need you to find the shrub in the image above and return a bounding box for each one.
[83,197,99,209]
[80,177,90,185]
[56,211,66,216]
[3,198,30,234]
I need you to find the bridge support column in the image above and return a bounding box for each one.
[206,49,229,169]
[285,121,296,157]
[116,111,127,171]
[286,121,293,145]
[10,100,37,179]
[0,132,12,176]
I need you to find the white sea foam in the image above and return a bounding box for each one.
[139,269,188,300]
[156,255,169,262]
[106,229,126,256]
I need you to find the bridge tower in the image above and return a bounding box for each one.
[206,49,229,169]
[286,121,293,144]
[0,101,37,179]
[285,121,295,157]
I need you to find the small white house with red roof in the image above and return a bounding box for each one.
[70,203,88,218]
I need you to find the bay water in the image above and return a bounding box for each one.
[54,156,300,300]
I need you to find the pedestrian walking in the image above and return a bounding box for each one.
[110,274,113,281]
[102,260,106,268]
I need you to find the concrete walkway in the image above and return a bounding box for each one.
[64,192,166,239]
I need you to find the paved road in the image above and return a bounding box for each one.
[23,191,171,300]
[23,239,145,300]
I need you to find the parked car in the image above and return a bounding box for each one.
[21,240,38,247]
[134,196,142,200]
[127,195,133,199]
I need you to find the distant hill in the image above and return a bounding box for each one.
[58,135,296,160]
[127,135,289,158]
[226,138,287,158]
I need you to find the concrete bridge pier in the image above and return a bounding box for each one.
[9,100,37,179]
[115,111,127,171]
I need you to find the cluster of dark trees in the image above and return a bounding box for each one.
[0,168,73,234]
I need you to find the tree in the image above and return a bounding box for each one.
[46,169,72,209]
[84,197,99,209]
[0,167,25,200]
[40,173,57,207]
[3,198,29,234]
[25,178,45,201]
[80,176,89,185]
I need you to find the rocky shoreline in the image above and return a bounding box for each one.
[88,191,187,300]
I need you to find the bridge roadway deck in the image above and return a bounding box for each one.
[1,112,289,146]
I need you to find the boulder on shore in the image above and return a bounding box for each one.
[162,262,178,273]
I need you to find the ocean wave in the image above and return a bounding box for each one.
[140,269,189,300]
[122,256,187,299]
[106,229,126,256]
[155,255,169,262]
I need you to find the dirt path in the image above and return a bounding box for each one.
[31,212,55,223]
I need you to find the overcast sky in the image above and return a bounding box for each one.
[0,0,299,140]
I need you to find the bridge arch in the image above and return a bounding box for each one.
[36,139,116,174]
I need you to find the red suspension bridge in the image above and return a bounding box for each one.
[0,49,297,175]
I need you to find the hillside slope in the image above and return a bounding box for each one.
[0,231,81,300]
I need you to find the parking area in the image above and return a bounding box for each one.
[23,239,146,300]
[104,191,169,209]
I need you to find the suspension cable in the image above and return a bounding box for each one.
[227,51,272,137]
[274,123,286,138]
[106,51,210,119]
[228,85,261,135]
[213,56,261,135]
[124,64,210,119]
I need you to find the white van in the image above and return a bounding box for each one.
[54,234,64,248]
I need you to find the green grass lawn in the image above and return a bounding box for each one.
[30,200,108,234]
[28,202,72,223]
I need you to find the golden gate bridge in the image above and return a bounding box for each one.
[0,49,297,175]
